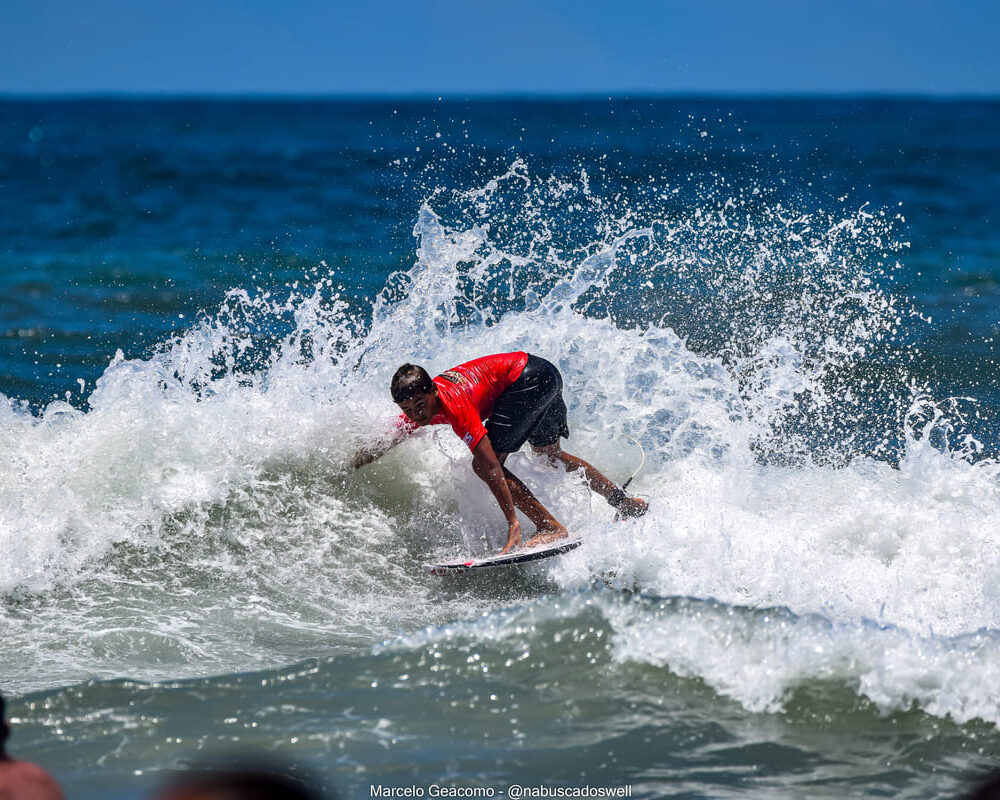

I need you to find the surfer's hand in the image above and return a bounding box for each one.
[499,520,522,554]
[350,447,379,469]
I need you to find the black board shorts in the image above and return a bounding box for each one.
[485,354,570,454]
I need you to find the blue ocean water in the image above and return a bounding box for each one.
[2,97,1000,799]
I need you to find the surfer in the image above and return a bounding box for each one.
[352,352,647,554]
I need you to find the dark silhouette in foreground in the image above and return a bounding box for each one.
[0,692,65,800]
[967,771,1000,800]
[152,763,325,800]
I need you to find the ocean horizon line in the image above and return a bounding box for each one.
[2,89,999,104]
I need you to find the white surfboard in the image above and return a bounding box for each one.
[422,537,583,575]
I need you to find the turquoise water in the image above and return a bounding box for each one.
[2,98,1000,798]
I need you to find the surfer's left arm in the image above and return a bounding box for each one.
[470,436,523,553]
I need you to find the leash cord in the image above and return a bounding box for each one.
[620,434,645,491]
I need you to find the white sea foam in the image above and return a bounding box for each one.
[610,597,1000,725]
[2,164,998,727]
[384,589,1000,726]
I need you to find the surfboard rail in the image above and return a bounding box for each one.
[422,537,583,575]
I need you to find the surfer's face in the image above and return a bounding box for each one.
[397,389,439,425]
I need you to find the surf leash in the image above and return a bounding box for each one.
[621,434,645,491]
[607,434,647,515]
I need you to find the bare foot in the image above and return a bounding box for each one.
[525,524,569,549]
[614,496,648,519]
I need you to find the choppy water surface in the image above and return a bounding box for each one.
[2,98,1000,798]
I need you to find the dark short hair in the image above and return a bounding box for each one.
[391,364,434,403]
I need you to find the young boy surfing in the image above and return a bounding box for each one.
[352,352,647,554]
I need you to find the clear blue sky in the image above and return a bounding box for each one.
[3,0,998,96]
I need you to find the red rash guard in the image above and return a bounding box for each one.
[398,352,529,450]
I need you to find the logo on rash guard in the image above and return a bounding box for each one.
[439,369,472,389]
[464,433,474,445]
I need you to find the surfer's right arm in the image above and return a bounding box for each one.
[350,441,393,469]
[350,417,415,469]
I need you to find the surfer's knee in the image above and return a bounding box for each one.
[554,448,585,472]
[531,442,562,466]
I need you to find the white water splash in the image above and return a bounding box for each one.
[1,163,998,729]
